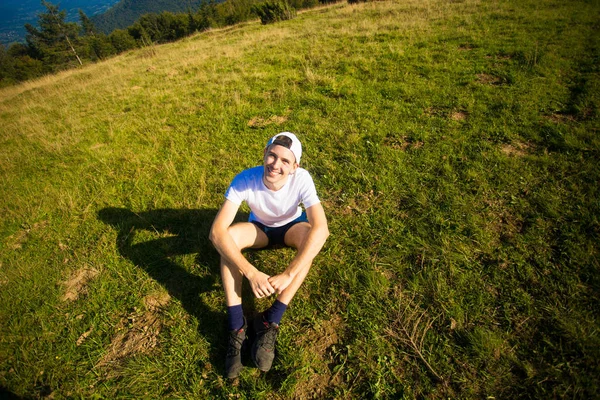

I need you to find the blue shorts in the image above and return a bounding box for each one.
[251,212,308,248]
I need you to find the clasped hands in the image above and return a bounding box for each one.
[248,269,294,299]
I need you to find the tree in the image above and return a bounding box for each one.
[252,1,296,25]
[0,45,14,85]
[85,35,117,61]
[25,1,83,70]
[288,0,317,9]
[187,9,202,33]
[197,0,219,29]
[127,12,192,44]
[108,29,138,53]
[79,10,97,37]
[0,43,44,86]
[128,18,153,44]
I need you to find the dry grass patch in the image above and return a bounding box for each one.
[385,290,443,383]
[325,189,386,217]
[76,327,94,346]
[62,267,99,302]
[0,266,7,286]
[89,143,106,150]
[247,114,289,128]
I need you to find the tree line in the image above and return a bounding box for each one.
[0,0,338,87]
[90,0,205,35]
[90,0,206,35]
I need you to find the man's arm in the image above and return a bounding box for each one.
[209,199,275,297]
[268,202,329,294]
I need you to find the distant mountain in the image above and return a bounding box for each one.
[0,0,120,46]
[90,0,207,34]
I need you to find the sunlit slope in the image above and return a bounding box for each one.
[1,0,599,398]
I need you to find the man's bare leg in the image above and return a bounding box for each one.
[277,222,313,304]
[252,221,314,371]
[220,222,267,378]
[220,222,268,306]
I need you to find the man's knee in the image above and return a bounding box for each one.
[228,222,267,249]
[226,225,246,249]
[284,222,311,248]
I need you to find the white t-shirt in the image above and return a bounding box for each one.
[225,166,321,227]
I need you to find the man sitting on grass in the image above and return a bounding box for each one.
[209,132,329,378]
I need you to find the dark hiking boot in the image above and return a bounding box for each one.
[225,318,247,379]
[251,313,279,372]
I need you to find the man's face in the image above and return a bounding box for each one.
[263,144,298,189]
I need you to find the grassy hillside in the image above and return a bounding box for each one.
[1,0,599,398]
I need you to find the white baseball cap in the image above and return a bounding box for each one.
[266,132,302,164]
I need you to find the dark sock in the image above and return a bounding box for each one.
[265,300,288,325]
[227,304,244,331]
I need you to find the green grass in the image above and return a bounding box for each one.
[1,0,599,397]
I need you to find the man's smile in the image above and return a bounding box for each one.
[266,166,282,176]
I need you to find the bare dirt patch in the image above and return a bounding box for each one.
[483,198,524,246]
[384,135,424,151]
[96,293,170,376]
[62,268,99,301]
[96,312,162,371]
[423,107,468,122]
[291,315,346,399]
[501,141,531,157]
[476,73,503,85]
[450,111,468,121]
[545,113,577,124]
[144,291,171,311]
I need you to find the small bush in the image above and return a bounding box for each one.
[252,1,296,25]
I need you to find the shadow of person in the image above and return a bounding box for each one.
[97,207,251,377]
[0,386,24,399]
